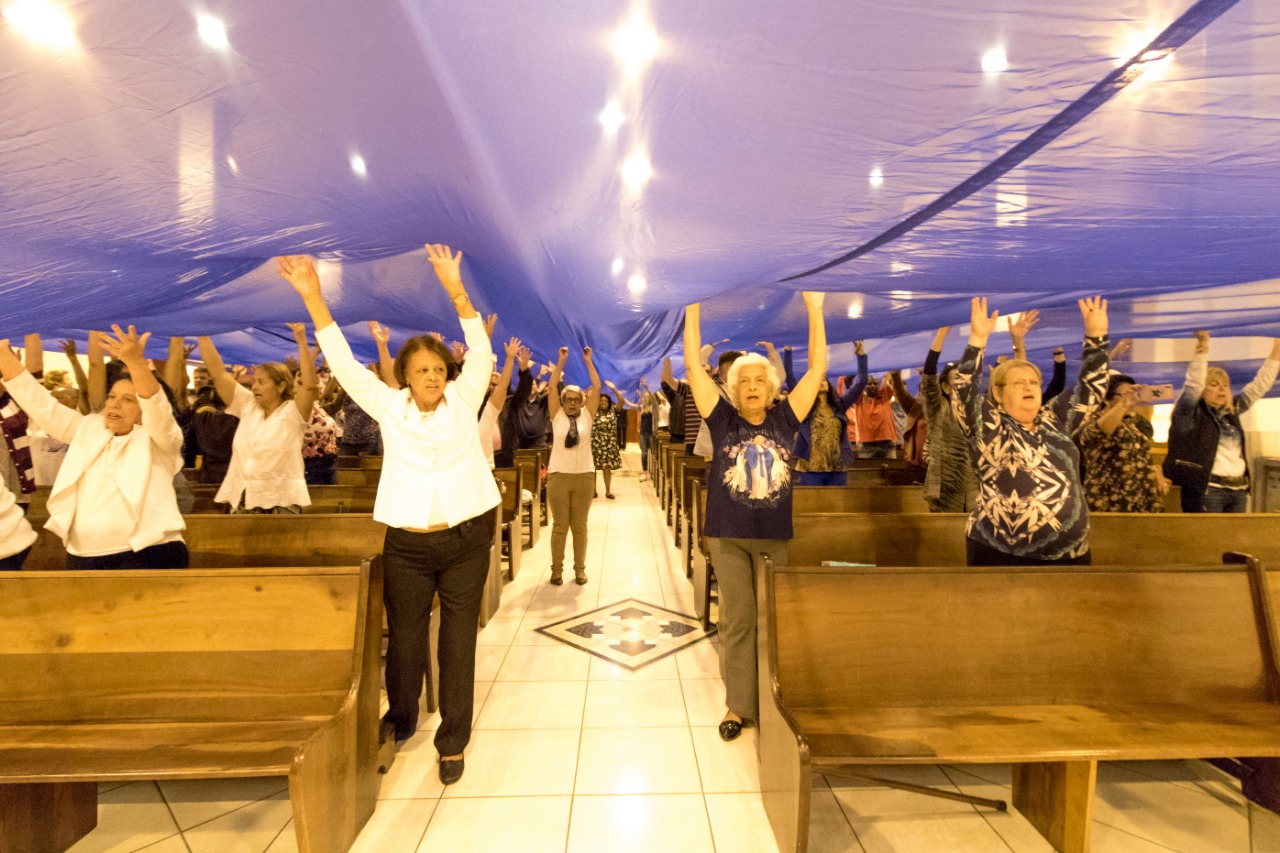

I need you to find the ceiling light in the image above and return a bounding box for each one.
[621,151,652,193]
[598,101,625,135]
[226,155,239,175]
[981,47,1008,74]
[196,13,229,50]
[627,273,647,294]
[846,294,865,320]
[349,153,368,179]
[611,257,625,276]
[868,167,884,189]
[612,16,658,75]
[890,262,913,276]
[4,0,76,50]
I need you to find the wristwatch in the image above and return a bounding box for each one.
[453,293,470,308]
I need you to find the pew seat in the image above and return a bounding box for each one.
[0,561,388,853]
[756,554,1280,853]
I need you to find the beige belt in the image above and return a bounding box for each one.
[403,523,451,533]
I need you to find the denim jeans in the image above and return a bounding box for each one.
[1200,486,1249,513]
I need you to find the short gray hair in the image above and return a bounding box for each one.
[724,353,781,409]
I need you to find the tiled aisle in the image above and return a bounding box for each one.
[72,448,1280,853]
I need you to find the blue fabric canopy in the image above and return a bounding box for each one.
[2,0,1278,387]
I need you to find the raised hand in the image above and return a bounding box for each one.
[854,340,866,355]
[425,244,464,290]
[800,291,826,310]
[1109,338,1133,360]
[504,337,522,359]
[757,341,777,352]
[1078,296,1108,338]
[101,324,151,365]
[483,313,498,338]
[517,346,532,370]
[183,341,198,358]
[557,346,569,364]
[368,321,391,346]
[605,379,618,390]
[1195,330,1210,353]
[968,297,1000,345]
[1009,309,1040,343]
[449,340,466,362]
[286,322,308,338]
[583,346,594,362]
[59,338,78,358]
[276,255,322,299]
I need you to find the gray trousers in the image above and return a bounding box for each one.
[707,536,789,719]
[546,472,594,572]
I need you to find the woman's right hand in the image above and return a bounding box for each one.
[277,256,322,300]
[504,337,522,359]
[968,297,999,346]
[369,321,391,346]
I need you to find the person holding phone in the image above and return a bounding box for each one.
[1164,330,1280,512]
[1079,375,1167,512]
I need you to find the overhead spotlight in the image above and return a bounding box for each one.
[196,13,229,50]
[868,167,884,189]
[226,155,239,175]
[627,272,647,294]
[1137,48,1172,64]
[981,46,1008,74]
[846,294,865,320]
[889,263,913,276]
[4,0,76,50]
[598,101,625,135]
[621,151,652,193]
[612,16,658,75]
[611,257,625,276]
[349,153,368,179]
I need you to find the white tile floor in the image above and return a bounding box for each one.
[68,447,1280,852]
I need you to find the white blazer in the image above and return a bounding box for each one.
[5,371,186,553]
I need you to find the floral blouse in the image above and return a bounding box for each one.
[1079,413,1163,513]
[303,403,338,459]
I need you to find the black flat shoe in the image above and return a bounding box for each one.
[550,572,564,586]
[439,758,465,785]
[718,719,743,741]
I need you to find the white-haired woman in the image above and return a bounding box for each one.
[954,297,1109,565]
[1164,330,1280,512]
[0,326,188,570]
[684,293,827,741]
[546,346,601,585]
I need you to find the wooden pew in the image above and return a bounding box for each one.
[513,448,548,543]
[756,553,1280,853]
[335,455,383,470]
[0,559,387,853]
[336,468,381,487]
[679,463,707,579]
[671,454,707,548]
[651,432,670,498]
[494,467,523,581]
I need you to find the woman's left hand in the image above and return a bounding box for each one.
[426,244,464,290]
[1079,296,1108,338]
[102,324,151,365]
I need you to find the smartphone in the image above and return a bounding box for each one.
[1133,384,1175,403]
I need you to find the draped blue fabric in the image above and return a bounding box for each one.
[2,0,1278,388]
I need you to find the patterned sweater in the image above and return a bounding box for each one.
[951,337,1108,561]
[920,350,976,512]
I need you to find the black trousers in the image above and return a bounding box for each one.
[965,536,1091,567]
[0,546,31,571]
[382,509,496,755]
[65,541,190,570]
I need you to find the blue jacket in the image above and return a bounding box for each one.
[785,350,868,466]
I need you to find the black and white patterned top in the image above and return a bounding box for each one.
[951,337,1108,561]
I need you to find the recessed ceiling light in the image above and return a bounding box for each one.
[868,167,884,189]
[627,272,647,294]
[981,46,1008,74]
[598,101,625,134]
[196,13,229,50]
[611,257,625,276]
[349,153,368,178]
[612,16,658,75]
[226,155,239,175]
[4,0,76,50]
[621,151,652,193]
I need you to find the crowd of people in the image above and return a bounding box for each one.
[1,257,1278,785]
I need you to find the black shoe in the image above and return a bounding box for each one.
[718,719,743,741]
[574,570,588,585]
[550,571,564,586]
[439,757,465,785]
[383,714,415,745]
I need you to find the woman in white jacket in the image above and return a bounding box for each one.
[0,326,187,569]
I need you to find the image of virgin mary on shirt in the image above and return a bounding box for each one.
[722,433,791,506]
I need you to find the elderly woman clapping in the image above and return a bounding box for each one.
[684,292,827,742]
[953,297,1109,566]
[0,326,188,569]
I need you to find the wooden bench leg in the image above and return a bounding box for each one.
[1225,758,1280,814]
[0,782,97,853]
[1012,760,1096,853]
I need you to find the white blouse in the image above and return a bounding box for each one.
[0,481,36,560]
[548,410,594,474]
[215,385,311,510]
[315,316,500,530]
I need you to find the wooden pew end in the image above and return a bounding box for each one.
[1012,760,1097,853]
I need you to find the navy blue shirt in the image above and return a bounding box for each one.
[703,397,800,540]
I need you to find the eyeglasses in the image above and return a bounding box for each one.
[1000,379,1039,389]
